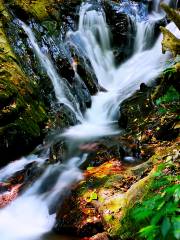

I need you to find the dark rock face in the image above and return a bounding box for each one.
[48,103,78,163]
[119,84,154,129]
[3,0,102,167]
[1,1,90,165]
[5,0,96,109]
[103,1,135,64]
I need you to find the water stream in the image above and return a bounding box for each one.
[19,19,83,123]
[0,1,179,239]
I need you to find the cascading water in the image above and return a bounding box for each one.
[19,20,83,123]
[63,0,178,140]
[153,0,172,13]
[0,155,84,240]
[0,154,46,181]
[0,1,179,240]
[134,0,172,53]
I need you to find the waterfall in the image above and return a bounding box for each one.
[68,4,114,88]
[0,1,179,240]
[19,20,83,123]
[134,0,173,53]
[63,1,178,140]
[153,0,172,13]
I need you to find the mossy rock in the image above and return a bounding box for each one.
[4,0,82,21]
[4,0,55,20]
[0,8,47,165]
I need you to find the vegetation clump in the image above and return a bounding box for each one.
[118,147,180,240]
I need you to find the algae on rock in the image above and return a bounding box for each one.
[0,4,47,165]
[3,0,56,20]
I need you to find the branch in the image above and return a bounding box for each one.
[161,3,180,30]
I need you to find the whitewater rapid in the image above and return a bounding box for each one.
[62,0,179,139]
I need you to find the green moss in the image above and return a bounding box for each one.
[0,8,48,163]
[17,103,47,136]
[155,86,180,115]
[4,0,54,20]
[77,174,122,197]
[42,20,57,35]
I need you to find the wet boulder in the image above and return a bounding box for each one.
[103,1,135,64]
[84,140,126,168]
[118,83,154,129]
[48,103,79,163]
[74,55,99,96]
[56,57,92,111]
[65,38,100,96]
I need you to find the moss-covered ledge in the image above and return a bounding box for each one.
[3,0,82,21]
[0,5,48,166]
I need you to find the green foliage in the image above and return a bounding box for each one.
[86,192,98,202]
[163,67,176,78]
[131,164,180,240]
[156,86,180,115]
[42,20,58,35]
[90,192,98,200]
[158,108,167,114]
[156,86,180,106]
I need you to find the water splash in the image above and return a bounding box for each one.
[0,196,55,240]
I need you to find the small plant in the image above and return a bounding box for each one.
[163,67,176,78]
[156,86,180,115]
[86,191,98,202]
[132,164,180,240]
[156,86,180,106]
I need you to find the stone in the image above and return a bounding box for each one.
[82,232,110,240]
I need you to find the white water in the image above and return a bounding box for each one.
[63,0,179,140]
[153,0,172,13]
[0,1,179,240]
[134,0,172,53]
[19,20,83,122]
[0,155,46,181]
[0,156,84,240]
